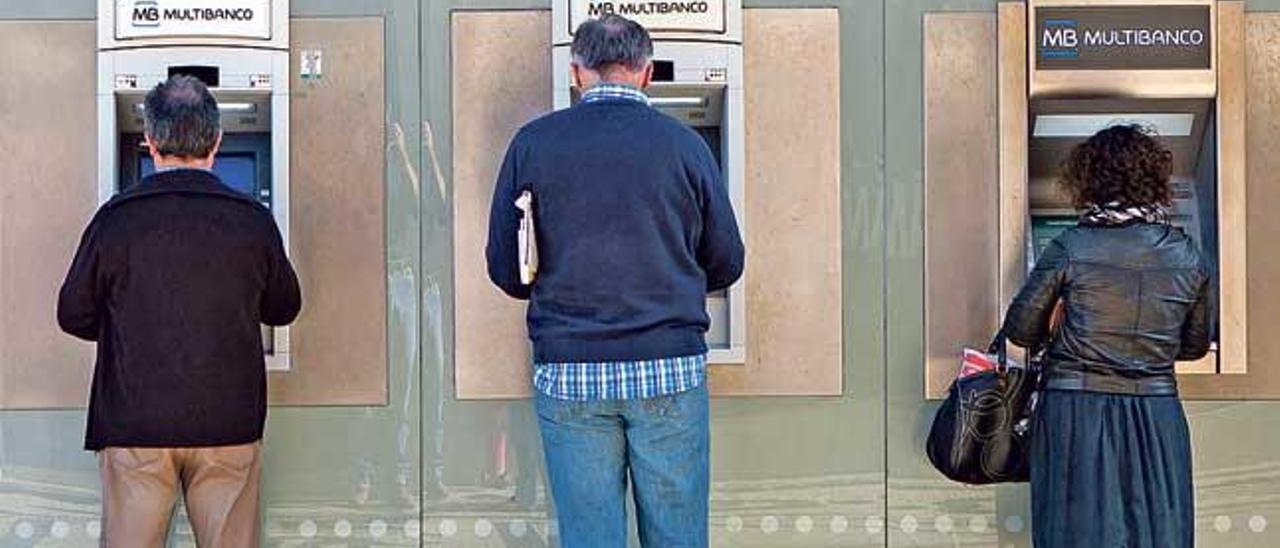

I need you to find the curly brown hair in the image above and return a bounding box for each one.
[1059,124,1174,209]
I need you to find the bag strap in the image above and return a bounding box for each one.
[986,331,1008,368]
[991,298,1066,373]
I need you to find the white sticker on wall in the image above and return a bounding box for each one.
[115,0,272,41]
[300,50,323,79]
[569,0,727,35]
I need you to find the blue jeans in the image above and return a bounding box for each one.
[535,384,709,548]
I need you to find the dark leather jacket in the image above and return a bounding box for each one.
[1002,222,1212,390]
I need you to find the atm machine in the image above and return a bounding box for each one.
[552,0,748,363]
[1021,0,1240,374]
[924,0,1252,397]
[96,0,292,370]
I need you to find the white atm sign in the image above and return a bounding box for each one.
[116,0,272,40]
[570,0,726,34]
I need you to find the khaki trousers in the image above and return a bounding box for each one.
[98,442,262,548]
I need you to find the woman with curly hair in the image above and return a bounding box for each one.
[1001,124,1211,547]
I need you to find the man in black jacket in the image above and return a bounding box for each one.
[58,75,300,547]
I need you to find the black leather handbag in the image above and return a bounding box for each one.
[926,333,1042,485]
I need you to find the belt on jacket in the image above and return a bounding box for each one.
[1043,369,1178,396]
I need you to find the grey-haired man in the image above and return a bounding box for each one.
[487,14,744,548]
[58,75,300,547]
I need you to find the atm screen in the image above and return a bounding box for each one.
[140,154,257,196]
[1030,215,1078,263]
[119,132,271,206]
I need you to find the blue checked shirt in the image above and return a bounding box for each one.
[578,82,651,105]
[533,83,706,401]
[534,355,707,401]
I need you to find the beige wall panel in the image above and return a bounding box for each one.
[1182,12,1280,399]
[452,9,843,398]
[0,19,388,408]
[452,11,549,399]
[922,13,999,399]
[0,22,97,409]
[997,4,1029,312]
[1212,0,1247,375]
[708,8,842,396]
[269,18,388,405]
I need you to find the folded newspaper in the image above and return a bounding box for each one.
[516,190,538,285]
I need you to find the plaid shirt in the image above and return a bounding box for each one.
[578,82,650,105]
[534,84,706,401]
[535,355,707,401]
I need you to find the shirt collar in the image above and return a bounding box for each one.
[579,83,650,105]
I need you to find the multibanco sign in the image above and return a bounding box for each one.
[1036,6,1211,70]
[569,0,726,34]
[115,0,272,40]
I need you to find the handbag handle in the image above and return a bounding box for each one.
[986,331,1008,368]
[989,298,1065,371]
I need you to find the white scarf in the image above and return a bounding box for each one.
[1080,202,1168,226]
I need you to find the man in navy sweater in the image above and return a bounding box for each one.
[487,14,744,548]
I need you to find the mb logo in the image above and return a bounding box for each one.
[1041,18,1079,58]
[132,0,161,27]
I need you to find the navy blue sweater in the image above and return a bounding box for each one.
[486,98,745,363]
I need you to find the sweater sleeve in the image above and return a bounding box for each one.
[694,145,745,292]
[57,214,106,341]
[486,135,532,300]
[260,216,302,327]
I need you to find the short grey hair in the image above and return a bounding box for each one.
[143,75,221,158]
[571,14,653,72]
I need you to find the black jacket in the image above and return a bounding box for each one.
[57,169,301,450]
[1002,222,1212,384]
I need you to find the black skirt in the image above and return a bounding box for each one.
[1030,389,1194,548]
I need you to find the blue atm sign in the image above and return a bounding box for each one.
[1040,18,1078,55]
[1035,6,1211,70]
